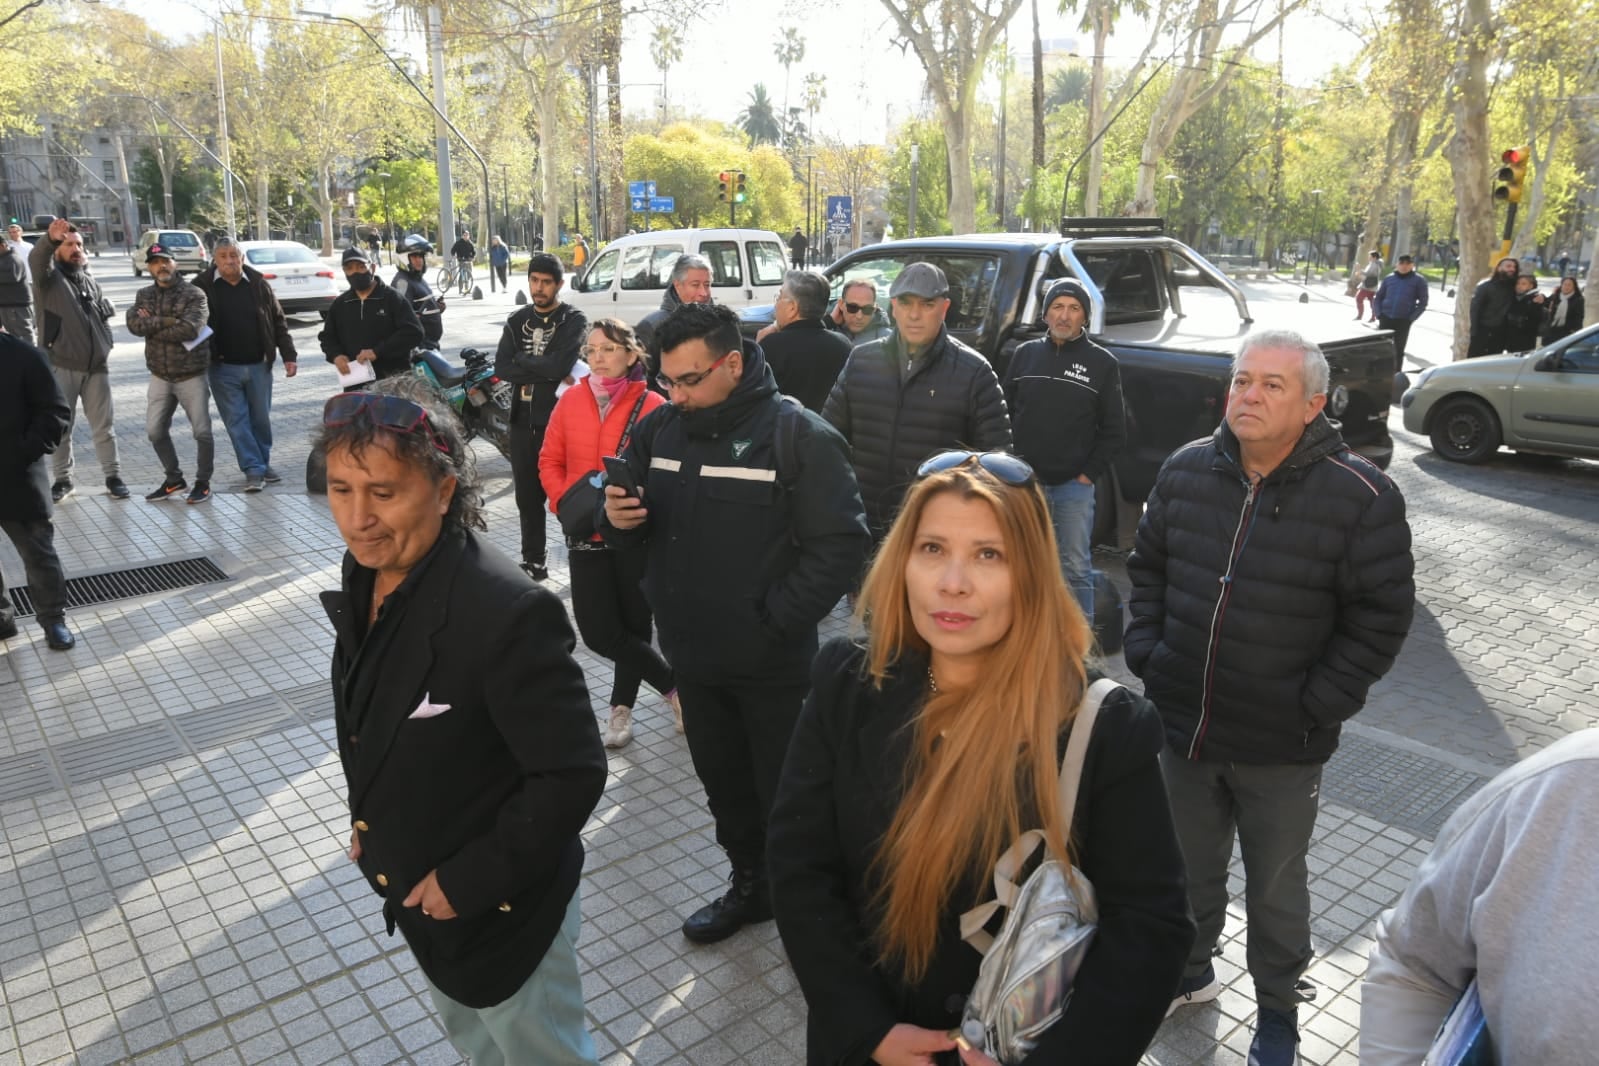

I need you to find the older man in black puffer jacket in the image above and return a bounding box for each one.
[822,262,1011,540]
[1125,328,1414,1066]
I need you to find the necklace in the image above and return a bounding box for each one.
[927,666,939,694]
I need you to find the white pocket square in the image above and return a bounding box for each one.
[408,694,452,720]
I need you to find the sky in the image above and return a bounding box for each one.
[134,0,1369,147]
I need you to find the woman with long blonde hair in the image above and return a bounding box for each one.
[770,451,1193,1065]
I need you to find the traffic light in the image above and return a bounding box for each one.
[733,171,748,203]
[717,171,731,203]
[1494,146,1529,204]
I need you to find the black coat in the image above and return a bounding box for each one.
[1468,274,1519,356]
[0,333,70,522]
[318,279,426,381]
[1543,289,1586,345]
[1124,415,1415,765]
[493,302,587,429]
[763,318,854,413]
[389,267,444,345]
[769,638,1195,1066]
[1003,331,1126,486]
[599,342,870,684]
[822,327,1012,536]
[193,263,298,365]
[321,529,606,1009]
[1503,292,1546,353]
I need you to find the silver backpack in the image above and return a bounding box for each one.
[957,678,1120,1064]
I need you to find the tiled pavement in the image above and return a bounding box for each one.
[3,325,1598,1063]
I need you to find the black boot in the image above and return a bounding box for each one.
[682,866,772,944]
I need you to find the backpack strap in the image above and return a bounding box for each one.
[773,393,804,494]
[959,678,1122,954]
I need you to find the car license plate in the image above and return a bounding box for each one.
[285,276,307,285]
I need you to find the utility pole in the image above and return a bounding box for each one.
[426,4,455,252]
[908,145,919,238]
[214,24,236,239]
[997,28,1007,229]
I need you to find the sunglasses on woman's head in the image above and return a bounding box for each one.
[915,450,1035,486]
[323,393,451,454]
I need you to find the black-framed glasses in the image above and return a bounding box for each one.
[323,393,449,454]
[656,348,734,391]
[842,301,876,315]
[915,450,1035,486]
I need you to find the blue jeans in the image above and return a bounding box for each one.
[208,361,274,477]
[1044,479,1095,619]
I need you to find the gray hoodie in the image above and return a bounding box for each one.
[29,236,114,372]
[1361,729,1599,1063]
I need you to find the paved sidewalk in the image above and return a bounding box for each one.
[3,352,1597,1063]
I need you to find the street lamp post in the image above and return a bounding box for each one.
[497,163,510,248]
[1162,174,1179,226]
[572,167,582,239]
[908,144,919,240]
[378,172,392,264]
[1305,188,1325,285]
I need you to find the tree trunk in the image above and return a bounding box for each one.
[1030,0,1044,222]
[605,0,624,241]
[1444,0,1495,361]
[255,169,269,239]
[538,85,561,250]
[1083,2,1111,216]
[947,113,975,236]
[1512,122,1566,254]
[109,131,138,251]
[315,160,334,255]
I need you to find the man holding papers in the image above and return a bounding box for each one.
[127,243,216,504]
[194,238,298,492]
[321,247,425,392]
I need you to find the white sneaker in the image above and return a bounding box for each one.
[667,690,684,734]
[603,706,633,749]
[1167,964,1222,1017]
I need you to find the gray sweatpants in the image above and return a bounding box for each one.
[147,374,214,484]
[1160,746,1322,1015]
[51,366,121,484]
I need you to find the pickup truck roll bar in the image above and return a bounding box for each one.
[1056,236,1254,334]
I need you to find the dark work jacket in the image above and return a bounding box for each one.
[493,302,587,429]
[822,326,1012,536]
[599,342,870,684]
[1543,289,1586,345]
[1003,330,1126,486]
[1468,274,1518,356]
[193,263,299,365]
[0,332,70,522]
[30,238,114,373]
[389,267,445,346]
[321,529,605,1009]
[0,244,30,308]
[769,638,1195,1066]
[319,279,426,381]
[1124,415,1415,765]
[763,318,854,413]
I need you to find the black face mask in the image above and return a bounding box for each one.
[348,271,374,291]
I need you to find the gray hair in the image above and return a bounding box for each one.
[312,375,486,533]
[840,277,877,302]
[782,269,830,319]
[671,253,713,285]
[1234,329,1329,398]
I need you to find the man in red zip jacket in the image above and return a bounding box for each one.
[1124,329,1414,1066]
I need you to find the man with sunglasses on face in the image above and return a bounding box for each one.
[823,261,1011,542]
[826,278,892,348]
[494,252,587,581]
[600,302,868,946]
[31,217,127,503]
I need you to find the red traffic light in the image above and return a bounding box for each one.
[1501,147,1527,165]
[717,171,732,183]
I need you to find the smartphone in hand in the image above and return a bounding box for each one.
[602,455,641,499]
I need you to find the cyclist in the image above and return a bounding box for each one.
[449,229,476,271]
[390,235,445,347]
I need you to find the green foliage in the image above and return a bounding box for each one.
[738,85,783,146]
[621,123,801,231]
[357,160,440,234]
[129,147,219,225]
[884,120,952,237]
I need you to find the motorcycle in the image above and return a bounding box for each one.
[409,346,514,461]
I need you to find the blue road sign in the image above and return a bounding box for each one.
[631,197,647,211]
[649,196,675,213]
[628,180,658,200]
[826,195,853,230]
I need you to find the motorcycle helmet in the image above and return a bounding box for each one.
[399,234,434,259]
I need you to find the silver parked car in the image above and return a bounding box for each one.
[1400,323,1599,463]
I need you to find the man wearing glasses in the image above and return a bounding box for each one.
[826,278,892,348]
[601,302,868,946]
[494,252,588,581]
[823,262,1011,541]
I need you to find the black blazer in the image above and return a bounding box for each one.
[322,529,605,1008]
[769,638,1194,1066]
[763,318,854,413]
[0,332,69,523]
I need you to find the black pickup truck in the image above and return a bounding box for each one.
[740,220,1397,549]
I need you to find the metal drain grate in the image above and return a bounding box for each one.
[1323,733,1490,838]
[7,556,228,617]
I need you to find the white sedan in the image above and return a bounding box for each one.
[237,240,341,315]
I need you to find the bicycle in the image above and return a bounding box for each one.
[435,257,474,295]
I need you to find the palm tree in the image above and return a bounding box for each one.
[649,21,682,113]
[772,27,805,146]
[802,71,827,147]
[739,84,783,145]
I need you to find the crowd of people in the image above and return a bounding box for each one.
[0,221,1586,1065]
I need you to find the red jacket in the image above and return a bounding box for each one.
[539,379,664,539]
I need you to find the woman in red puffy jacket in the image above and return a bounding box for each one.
[540,318,678,749]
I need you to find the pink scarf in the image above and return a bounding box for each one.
[588,372,631,414]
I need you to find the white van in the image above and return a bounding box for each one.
[562,228,789,322]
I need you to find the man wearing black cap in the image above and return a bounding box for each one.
[1373,255,1428,367]
[128,243,215,504]
[822,260,1011,540]
[494,252,587,580]
[320,247,425,388]
[1002,278,1125,619]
